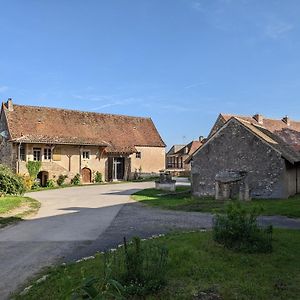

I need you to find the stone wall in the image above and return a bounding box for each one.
[191,119,290,199]
[0,110,15,170]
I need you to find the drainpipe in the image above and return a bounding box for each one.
[17,142,21,174]
[79,146,82,174]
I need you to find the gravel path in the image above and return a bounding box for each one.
[66,201,300,261]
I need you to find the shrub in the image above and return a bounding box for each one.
[94,171,102,183]
[121,237,168,296]
[213,202,273,253]
[0,164,26,195]
[31,181,40,190]
[71,236,168,299]
[22,174,33,191]
[26,161,41,180]
[46,179,55,188]
[71,173,81,185]
[57,174,68,186]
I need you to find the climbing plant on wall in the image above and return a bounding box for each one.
[26,161,42,179]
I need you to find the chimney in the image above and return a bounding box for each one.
[253,114,263,124]
[199,136,205,142]
[282,116,291,126]
[6,98,13,111]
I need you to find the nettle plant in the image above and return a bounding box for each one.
[213,202,273,253]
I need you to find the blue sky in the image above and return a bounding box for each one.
[1,0,300,148]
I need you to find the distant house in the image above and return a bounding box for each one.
[166,139,204,174]
[0,99,166,185]
[190,114,300,199]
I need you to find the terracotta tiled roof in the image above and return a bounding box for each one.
[188,116,300,164]
[3,103,165,153]
[220,113,300,153]
[175,140,203,156]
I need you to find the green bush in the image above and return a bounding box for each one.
[46,179,55,188]
[0,164,25,195]
[94,171,102,183]
[26,161,41,180]
[57,174,68,186]
[213,202,273,253]
[31,181,40,190]
[71,173,81,185]
[71,236,168,299]
[121,237,168,296]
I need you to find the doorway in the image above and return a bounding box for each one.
[113,157,125,180]
[82,167,92,183]
[37,171,49,187]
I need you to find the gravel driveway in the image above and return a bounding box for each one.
[0,182,299,299]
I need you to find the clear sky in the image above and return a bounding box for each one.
[1,0,300,149]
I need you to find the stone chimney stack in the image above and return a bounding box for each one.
[282,116,291,126]
[253,114,263,125]
[6,98,13,111]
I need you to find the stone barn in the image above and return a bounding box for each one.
[190,114,300,199]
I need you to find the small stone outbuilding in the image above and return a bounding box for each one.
[190,114,300,199]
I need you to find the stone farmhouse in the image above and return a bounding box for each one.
[0,99,166,185]
[166,139,204,175]
[190,113,300,199]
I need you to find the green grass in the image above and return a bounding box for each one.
[0,196,40,227]
[16,229,300,300]
[132,188,300,218]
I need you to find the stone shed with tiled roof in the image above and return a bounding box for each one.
[0,99,166,184]
[190,114,300,199]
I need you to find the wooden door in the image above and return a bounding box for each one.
[82,168,91,183]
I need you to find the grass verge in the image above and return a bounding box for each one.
[132,188,300,218]
[0,196,40,227]
[15,229,300,299]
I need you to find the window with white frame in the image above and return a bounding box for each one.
[136,152,141,159]
[33,148,41,161]
[44,148,52,160]
[82,150,90,160]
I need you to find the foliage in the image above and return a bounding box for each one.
[213,202,273,253]
[69,237,168,299]
[22,175,33,191]
[0,164,25,195]
[46,179,55,188]
[70,266,124,300]
[31,181,40,190]
[26,161,41,180]
[71,173,81,185]
[121,237,168,296]
[94,171,102,183]
[57,174,68,186]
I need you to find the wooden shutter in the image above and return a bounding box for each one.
[53,147,61,161]
[107,157,113,181]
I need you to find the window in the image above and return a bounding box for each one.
[33,148,41,161]
[136,152,141,159]
[44,148,52,160]
[20,145,26,161]
[82,150,90,160]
